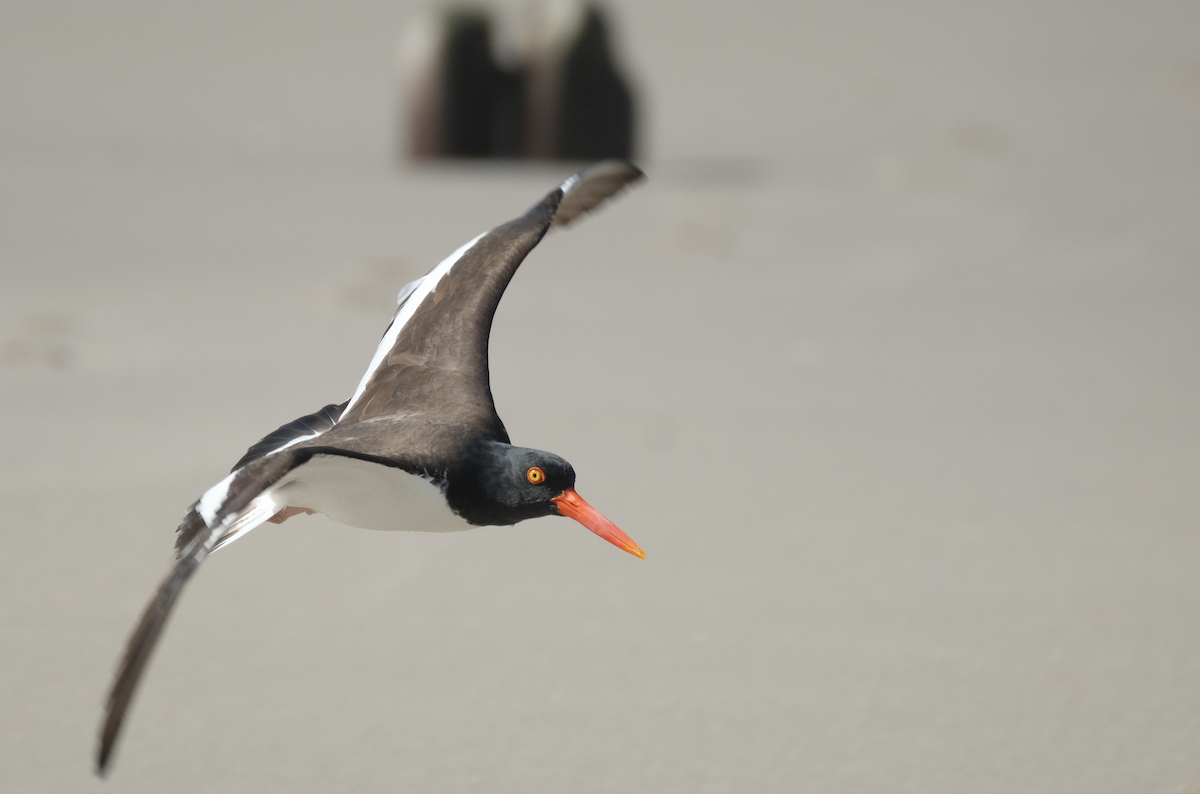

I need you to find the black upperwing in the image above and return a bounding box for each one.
[320,160,644,465]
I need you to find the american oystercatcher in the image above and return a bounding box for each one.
[97,160,646,774]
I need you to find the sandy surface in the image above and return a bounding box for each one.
[2,2,1199,792]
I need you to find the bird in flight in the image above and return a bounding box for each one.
[97,160,646,775]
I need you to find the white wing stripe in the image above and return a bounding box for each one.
[196,430,322,529]
[559,173,581,193]
[344,231,487,414]
[266,432,321,457]
[197,471,238,528]
[211,490,285,552]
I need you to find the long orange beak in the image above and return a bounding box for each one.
[551,488,646,559]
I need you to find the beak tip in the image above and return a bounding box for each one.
[554,488,646,561]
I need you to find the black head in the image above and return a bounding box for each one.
[446,439,645,558]
[446,440,576,526]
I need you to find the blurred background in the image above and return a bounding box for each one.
[2,1,1199,791]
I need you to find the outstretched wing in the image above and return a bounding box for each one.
[97,448,311,774]
[220,161,642,476]
[329,161,644,458]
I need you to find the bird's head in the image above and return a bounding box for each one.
[449,441,645,559]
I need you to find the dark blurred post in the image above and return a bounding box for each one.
[402,7,524,159]
[401,1,635,162]
[524,3,635,161]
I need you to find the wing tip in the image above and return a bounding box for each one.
[553,160,646,228]
[95,736,115,777]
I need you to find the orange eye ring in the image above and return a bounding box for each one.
[526,466,546,485]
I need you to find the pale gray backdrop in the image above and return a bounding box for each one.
[2,1,1198,792]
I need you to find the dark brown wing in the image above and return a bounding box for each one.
[98,448,312,774]
[339,193,558,430]
[554,160,645,228]
[323,160,644,466]
[230,401,347,471]
[96,530,203,775]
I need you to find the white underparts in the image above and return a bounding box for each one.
[211,454,471,552]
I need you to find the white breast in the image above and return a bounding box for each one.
[273,454,471,534]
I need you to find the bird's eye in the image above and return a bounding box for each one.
[526,466,546,485]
